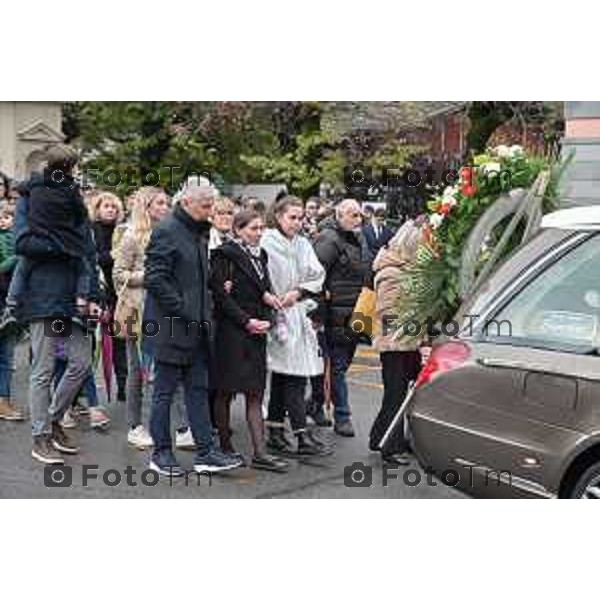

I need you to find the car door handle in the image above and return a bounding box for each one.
[478,357,565,377]
[478,357,600,382]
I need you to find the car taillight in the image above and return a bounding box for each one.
[414,342,471,388]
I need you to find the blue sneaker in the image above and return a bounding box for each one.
[149,451,184,477]
[194,449,243,473]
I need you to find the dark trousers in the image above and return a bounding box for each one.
[308,330,327,417]
[312,329,356,423]
[267,372,307,433]
[150,351,213,457]
[308,373,326,417]
[113,337,128,399]
[208,388,217,429]
[369,350,421,454]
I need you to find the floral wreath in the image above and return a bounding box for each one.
[396,144,560,333]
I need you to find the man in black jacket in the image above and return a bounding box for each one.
[313,199,372,437]
[144,180,243,476]
[16,145,101,464]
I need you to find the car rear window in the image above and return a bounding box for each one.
[458,229,576,324]
[481,232,600,351]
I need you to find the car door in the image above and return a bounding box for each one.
[412,231,600,497]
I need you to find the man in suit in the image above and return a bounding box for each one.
[363,207,393,255]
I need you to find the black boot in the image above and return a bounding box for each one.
[251,453,289,473]
[266,427,295,455]
[306,426,334,454]
[382,451,411,466]
[309,407,333,427]
[296,431,329,456]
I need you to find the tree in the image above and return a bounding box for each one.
[64,101,279,196]
[242,103,426,197]
[63,101,431,199]
[64,102,186,195]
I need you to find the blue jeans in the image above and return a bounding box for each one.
[0,338,15,397]
[54,359,99,407]
[150,351,213,458]
[325,330,357,424]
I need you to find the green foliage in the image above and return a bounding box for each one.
[241,128,339,197]
[65,101,281,196]
[242,132,425,196]
[66,101,426,199]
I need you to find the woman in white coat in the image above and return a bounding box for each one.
[261,195,327,455]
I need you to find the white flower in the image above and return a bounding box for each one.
[441,185,458,206]
[441,195,457,207]
[443,185,458,197]
[494,145,511,158]
[480,162,502,175]
[493,144,524,159]
[509,144,524,157]
[429,213,444,229]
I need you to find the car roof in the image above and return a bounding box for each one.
[541,206,600,231]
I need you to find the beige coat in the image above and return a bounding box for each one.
[112,228,146,338]
[372,221,422,353]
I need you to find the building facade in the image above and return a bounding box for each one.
[0,101,64,180]
[560,101,600,207]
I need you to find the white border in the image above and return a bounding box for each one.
[2,0,595,99]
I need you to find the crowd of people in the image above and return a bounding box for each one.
[0,144,429,477]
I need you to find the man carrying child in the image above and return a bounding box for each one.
[13,144,101,464]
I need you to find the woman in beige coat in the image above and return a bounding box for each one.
[113,187,171,449]
[369,219,424,464]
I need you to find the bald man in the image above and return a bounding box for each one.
[312,199,372,437]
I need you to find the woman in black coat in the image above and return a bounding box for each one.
[210,210,288,473]
[90,192,128,404]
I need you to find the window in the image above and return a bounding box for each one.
[486,234,600,351]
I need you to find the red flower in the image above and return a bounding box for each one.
[460,166,475,187]
[439,203,452,216]
[461,184,477,198]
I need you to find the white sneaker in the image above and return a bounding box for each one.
[127,425,154,449]
[89,407,111,430]
[175,428,196,450]
[60,408,77,429]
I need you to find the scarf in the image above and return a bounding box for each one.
[234,238,265,279]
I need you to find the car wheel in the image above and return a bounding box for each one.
[569,462,600,499]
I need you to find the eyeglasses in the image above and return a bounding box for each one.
[215,210,234,216]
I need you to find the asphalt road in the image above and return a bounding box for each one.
[0,345,464,499]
